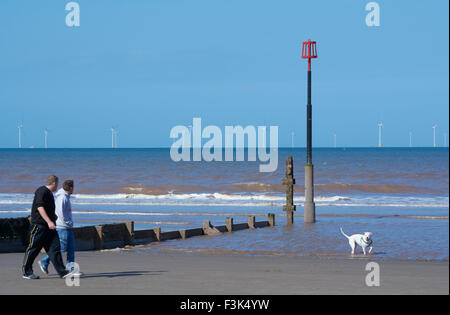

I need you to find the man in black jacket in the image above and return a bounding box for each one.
[22,175,74,279]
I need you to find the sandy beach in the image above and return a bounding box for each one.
[0,249,448,295]
[1,0,448,302]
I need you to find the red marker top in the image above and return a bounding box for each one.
[301,39,317,71]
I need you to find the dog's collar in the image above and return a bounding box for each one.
[361,237,372,246]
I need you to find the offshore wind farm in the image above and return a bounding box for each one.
[0,0,448,297]
[11,121,449,149]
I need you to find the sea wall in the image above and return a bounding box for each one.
[0,214,275,253]
[0,217,31,253]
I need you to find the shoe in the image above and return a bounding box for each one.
[38,260,48,275]
[66,263,82,277]
[23,274,40,280]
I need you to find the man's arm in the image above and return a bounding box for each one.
[37,206,56,230]
[62,198,74,227]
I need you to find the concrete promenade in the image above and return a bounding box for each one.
[0,249,448,295]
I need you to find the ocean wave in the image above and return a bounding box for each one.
[72,192,351,202]
[315,183,435,194]
[0,200,30,204]
[221,182,285,193]
[0,192,447,208]
[0,210,29,213]
[120,181,444,195]
[0,200,448,208]
[0,210,447,221]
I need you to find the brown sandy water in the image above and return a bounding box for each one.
[0,148,448,261]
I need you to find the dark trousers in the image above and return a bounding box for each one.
[22,224,67,277]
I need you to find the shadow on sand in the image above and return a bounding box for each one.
[43,270,168,280]
[80,270,168,279]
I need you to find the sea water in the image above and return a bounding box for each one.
[0,148,448,260]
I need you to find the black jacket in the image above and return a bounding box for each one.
[30,186,57,226]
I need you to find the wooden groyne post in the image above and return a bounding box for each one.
[282,156,296,225]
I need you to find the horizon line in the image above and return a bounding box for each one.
[0,146,448,150]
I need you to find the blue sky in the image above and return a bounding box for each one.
[0,0,448,148]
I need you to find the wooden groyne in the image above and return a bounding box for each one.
[0,214,275,253]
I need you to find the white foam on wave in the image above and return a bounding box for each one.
[0,200,30,204]
[1,200,448,208]
[0,193,447,208]
[0,210,29,214]
[0,210,447,222]
[72,193,350,202]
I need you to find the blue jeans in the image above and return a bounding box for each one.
[41,228,75,270]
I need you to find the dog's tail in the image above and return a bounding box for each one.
[340,227,350,239]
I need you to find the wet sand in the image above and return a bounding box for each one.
[0,249,448,295]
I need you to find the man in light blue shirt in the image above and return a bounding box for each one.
[39,180,77,274]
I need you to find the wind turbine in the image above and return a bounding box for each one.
[409,131,412,148]
[18,124,23,148]
[377,122,383,147]
[44,129,49,149]
[432,125,437,147]
[110,127,116,148]
[333,133,337,148]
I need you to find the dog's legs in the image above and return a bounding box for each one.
[349,240,355,255]
[362,247,367,255]
[369,246,373,254]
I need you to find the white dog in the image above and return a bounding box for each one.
[340,227,373,255]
